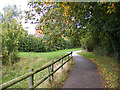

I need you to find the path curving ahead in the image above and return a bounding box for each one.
[62,50,103,88]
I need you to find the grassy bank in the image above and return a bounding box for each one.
[2,48,80,88]
[78,51,119,88]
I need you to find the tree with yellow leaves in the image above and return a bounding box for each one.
[1,10,26,65]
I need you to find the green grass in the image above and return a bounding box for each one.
[78,51,119,88]
[18,48,81,58]
[2,48,81,88]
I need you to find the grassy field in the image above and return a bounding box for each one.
[2,48,81,88]
[78,51,119,88]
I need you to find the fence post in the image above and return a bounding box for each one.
[61,56,63,70]
[67,55,69,61]
[48,59,54,87]
[48,66,51,84]
[67,55,70,64]
[29,69,34,88]
[51,60,54,82]
[71,51,73,61]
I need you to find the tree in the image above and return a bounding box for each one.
[1,10,26,65]
[26,1,120,63]
[88,2,120,63]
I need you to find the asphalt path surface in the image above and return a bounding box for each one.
[62,50,103,88]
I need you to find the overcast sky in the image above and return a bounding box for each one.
[0,0,30,14]
[0,0,37,35]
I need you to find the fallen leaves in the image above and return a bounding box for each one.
[78,52,119,88]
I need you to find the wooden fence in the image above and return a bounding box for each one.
[0,52,73,89]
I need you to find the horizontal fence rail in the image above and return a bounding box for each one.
[33,57,73,88]
[0,52,73,89]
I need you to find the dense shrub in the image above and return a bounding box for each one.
[80,32,94,52]
[18,35,45,52]
[18,35,75,52]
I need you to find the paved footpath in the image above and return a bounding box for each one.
[62,50,103,88]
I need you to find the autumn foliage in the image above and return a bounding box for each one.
[26,1,120,64]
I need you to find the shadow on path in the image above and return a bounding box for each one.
[62,50,103,88]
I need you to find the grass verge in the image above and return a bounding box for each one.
[78,51,119,88]
[2,48,80,88]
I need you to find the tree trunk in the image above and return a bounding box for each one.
[117,52,120,64]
